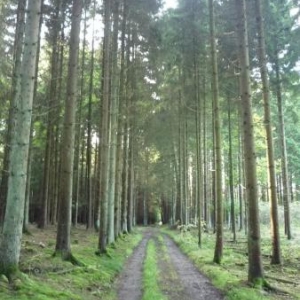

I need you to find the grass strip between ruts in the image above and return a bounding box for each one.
[142,239,167,300]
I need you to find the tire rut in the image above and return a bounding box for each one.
[116,229,154,300]
[163,234,224,299]
[154,235,187,299]
[116,229,224,300]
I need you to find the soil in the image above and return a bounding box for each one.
[116,229,154,300]
[116,228,224,300]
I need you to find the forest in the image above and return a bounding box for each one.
[1,0,300,299]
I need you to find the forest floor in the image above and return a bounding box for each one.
[0,225,300,299]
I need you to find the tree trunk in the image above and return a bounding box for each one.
[115,0,127,238]
[274,51,292,240]
[39,0,62,229]
[55,0,82,261]
[127,27,136,232]
[121,127,129,233]
[178,88,184,224]
[0,0,41,277]
[202,77,209,228]
[0,0,26,225]
[227,95,236,242]
[209,0,223,264]
[107,0,120,243]
[235,0,264,284]
[98,0,112,253]
[127,132,134,232]
[86,1,96,230]
[51,10,66,226]
[255,0,281,263]
[237,129,244,231]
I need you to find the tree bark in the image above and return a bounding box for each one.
[255,0,281,263]
[108,0,120,243]
[235,0,264,284]
[98,0,112,253]
[86,1,96,230]
[227,95,236,242]
[209,0,223,264]
[115,0,127,237]
[55,0,82,261]
[0,0,41,277]
[274,51,292,240]
[0,0,26,225]
[39,0,62,229]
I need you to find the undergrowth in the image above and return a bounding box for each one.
[163,227,299,300]
[0,226,142,300]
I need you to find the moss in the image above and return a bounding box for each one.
[53,250,84,266]
[0,262,19,282]
[0,227,143,300]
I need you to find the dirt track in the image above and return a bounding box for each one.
[116,228,223,300]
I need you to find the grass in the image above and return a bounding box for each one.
[142,239,167,300]
[1,223,299,300]
[0,225,143,300]
[163,227,300,300]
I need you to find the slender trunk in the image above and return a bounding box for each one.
[121,128,129,233]
[127,28,136,232]
[115,0,127,237]
[178,88,184,224]
[202,77,209,228]
[238,129,244,231]
[255,0,281,263]
[274,52,291,240]
[51,11,65,226]
[143,149,149,226]
[228,95,236,242]
[127,132,134,232]
[235,0,264,283]
[55,0,82,261]
[209,0,223,264]
[98,0,112,253]
[193,43,203,246]
[40,0,62,229]
[86,2,96,230]
[108,0,120,243]
[184,111,189,224]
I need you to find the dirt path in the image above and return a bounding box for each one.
[116,229,154,300]
[116,228,224,300]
